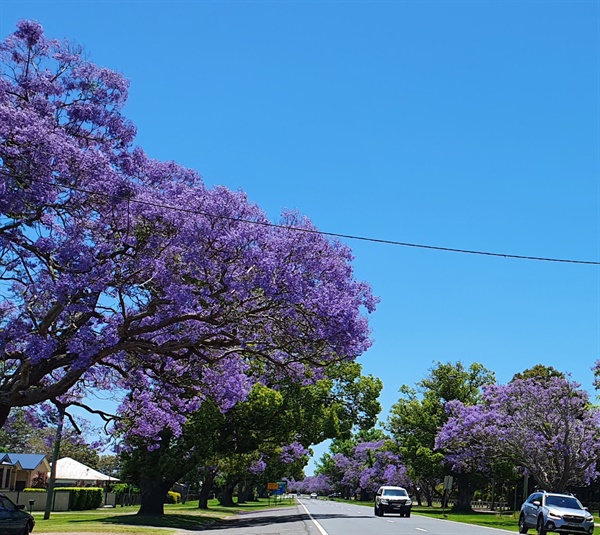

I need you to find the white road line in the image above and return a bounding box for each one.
[297,500,329,535]
[416,528,428,532]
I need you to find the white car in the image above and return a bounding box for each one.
[374,486,412,517]
[310,493,318,499]
[518,491,594,535]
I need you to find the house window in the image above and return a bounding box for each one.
[0,469,3,489]
[5,469,10,489]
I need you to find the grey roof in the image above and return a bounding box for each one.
[0,453,48,470]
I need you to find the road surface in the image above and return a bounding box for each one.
[34,499,520,534]
[296,497,515,535]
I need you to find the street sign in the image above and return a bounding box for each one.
[443,475,453,490]
[267,482,279,490]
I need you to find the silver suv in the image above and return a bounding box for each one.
[374,485,412,517]
[518,491,594,535]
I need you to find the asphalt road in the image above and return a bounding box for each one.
[35,499,520,535]
[297,498,516,535]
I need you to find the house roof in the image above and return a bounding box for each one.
[53,457,119,482]
[0,453,48,470]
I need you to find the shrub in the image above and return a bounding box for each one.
[165,491,181,504]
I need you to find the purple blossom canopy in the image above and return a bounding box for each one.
[333,440,410,495]
[0,20,377,438]
[436,376,600,491]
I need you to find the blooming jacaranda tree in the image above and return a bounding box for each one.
[0,18,376,444]
[329,439,410,500]
[436,376,600,492]
[294,473,334,495]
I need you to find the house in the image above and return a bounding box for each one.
[52,457,119,487]
[0,453,50,491]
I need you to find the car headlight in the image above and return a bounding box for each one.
[547,510,562,520]
[406,500,412,505]
[380,499,388,504]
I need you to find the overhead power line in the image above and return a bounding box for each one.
[20,177,600,266]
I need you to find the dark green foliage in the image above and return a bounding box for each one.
[511,365,565,382]
[58,487,103,510]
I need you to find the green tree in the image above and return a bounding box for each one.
[511,364,565,382]
[387,361,495,510]
[0,407,100,467]
[386,385,444,506]
[120,363,382,514]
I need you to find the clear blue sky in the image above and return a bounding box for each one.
[1,1,599,473]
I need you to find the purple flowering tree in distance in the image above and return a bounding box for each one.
[0,19,375,437]
[294,474,334,496]
[436,376,600,492]
[331,440,410,500]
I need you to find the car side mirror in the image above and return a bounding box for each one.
[533,500,541,507]
[16,504,25,510]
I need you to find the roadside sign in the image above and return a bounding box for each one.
[267,482,279,490]
[443,475,453,490]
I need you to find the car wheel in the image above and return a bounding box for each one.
[406,512,411,518]
[518,514,528,534]
[374,505,378,516]
[537,517,547,535]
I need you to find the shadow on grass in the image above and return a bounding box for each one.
[76,508,367,532]
[65,513,219,531]
[45,500,300,532]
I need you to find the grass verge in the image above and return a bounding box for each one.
[412,506,521,532]
[32,497,296,534]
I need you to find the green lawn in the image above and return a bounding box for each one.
[32,497,296,534]
[411,506,522,532]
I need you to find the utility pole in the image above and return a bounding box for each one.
[44,402,65,520]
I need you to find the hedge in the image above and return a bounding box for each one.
[56,487,103,510]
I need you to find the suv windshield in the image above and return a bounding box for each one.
[545,495,583,509]
[382,489,407,497]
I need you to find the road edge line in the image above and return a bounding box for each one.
[297,499,329,535]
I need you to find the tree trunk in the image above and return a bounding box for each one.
[239,481,255,502]
[138,474,172,516]
[453,473,475,512]
[414,486,422,506]
[245,482,257,502]
[219,477,238,507]
[198,471,216,509]
[0,405,11,428]
[237,481,246,504]
[359,488,371,502]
